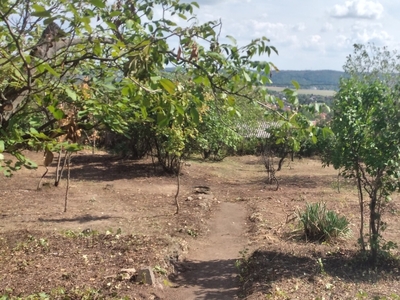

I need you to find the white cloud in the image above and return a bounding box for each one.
[321,22,333,32]
[330,0,384,19]
[250,21,286,39]
[292,22,306,32]
[154,0,400,70]
[335,34,351,49]
[330,22,391,49]
[352,23,390,44]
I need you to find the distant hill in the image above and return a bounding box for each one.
[270,70,347,90]
[165,67,346,91]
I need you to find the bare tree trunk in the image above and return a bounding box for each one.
[356,168,366,252]
[55,149,68,187]
[55,150,62,186]
[174,158,183,215]
[64,152,72,213]
[37,150,54,190]
[369,189,379,263]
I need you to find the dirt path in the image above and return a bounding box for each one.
[164,201,248,300]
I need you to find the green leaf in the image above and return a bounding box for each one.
[311,134,318,144]
[103,83,117,90]
[146,8,154,20]
[226,35,237,45]
[32,4,46,12]
[30,127,39,135]
[31,10,51,17]
[190,107,199,124]
[140,105,148,119]
[277,98,284,109]
[52,109,65,120]
[193,76,204,84]
[292,139,300,152]
[110,11,121,17]
[93,40,101,56]
[24,158,37,169]
[178,13,187,20]
[243,71,251,82]
[65,88,77,101]
[43,63,60,77]
[121,86,130,96]
[105,21,117,30]
[176,105,184,115]
[89,0,106,8]
[0,140,4,152]
[208,52,225,62]
[264,63,271,75]
[227,96,235,106]
[159,79,176,95]
[48,105,65,120]
[157,113,169,127]
[126,19,134,30]
[0,153,4,160]
[291,80,300,90]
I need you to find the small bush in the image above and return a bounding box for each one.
[298,202,350,242]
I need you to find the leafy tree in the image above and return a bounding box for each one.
[262,86,330,170]
[328,43,400,263]
[0,0,281,177]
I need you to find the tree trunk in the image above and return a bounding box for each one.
[369,190,380,263]
[174,158,182,215]
[355,167,365,252]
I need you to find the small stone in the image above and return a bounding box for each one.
[186,196,193,201]
[120,268,136,274]
[118,268,137,280]
[136,267,156,285]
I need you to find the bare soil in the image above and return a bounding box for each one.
[1,151,400,299]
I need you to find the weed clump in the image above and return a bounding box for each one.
[298,202,350,242]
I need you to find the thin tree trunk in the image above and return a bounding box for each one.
[55,149,62,186]
[370,190,379,263]
[277,152,288,171]
[37,167,49,190]
[64,152,72,213]
[356,167,366,252]
[174,158,182,215]
[37,150,54,190]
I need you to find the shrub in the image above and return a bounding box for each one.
[298,202,350,242]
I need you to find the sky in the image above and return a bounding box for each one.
[179,0,400,71]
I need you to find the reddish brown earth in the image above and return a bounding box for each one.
[1,151,400,299]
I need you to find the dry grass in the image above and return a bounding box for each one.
[1,153,400,299]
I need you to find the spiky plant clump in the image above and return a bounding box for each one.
[298,202,350,242]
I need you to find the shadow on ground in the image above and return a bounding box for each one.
[38,214,113,223]
[169,258,240,299]
[58,154,168,181]
[241,249,400,297]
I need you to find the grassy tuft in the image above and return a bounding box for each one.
[298,202,350,242]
